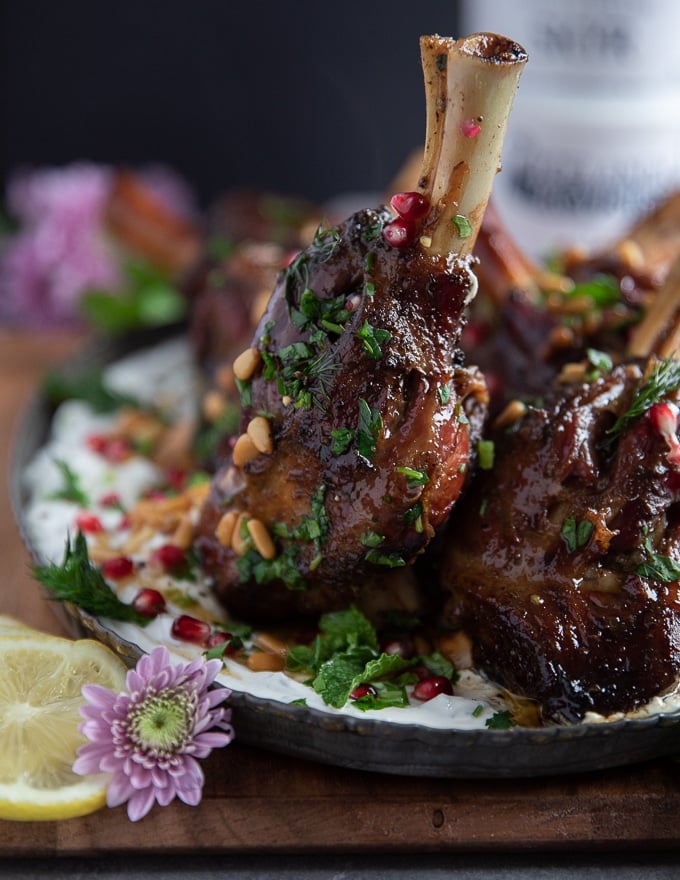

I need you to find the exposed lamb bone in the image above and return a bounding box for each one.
[417,33,527,258]
[194,33,527,622]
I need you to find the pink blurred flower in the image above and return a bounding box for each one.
[73,645,234,822]
[0,163,122,325]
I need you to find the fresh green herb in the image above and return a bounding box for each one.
[561,516,594,552]
[438,384,452,405]
[356,321,391,359]
[472,704,485,718]
[349,679,411,711]
[607,358,680,440]
[485,710,516,730]
[404,501,424,532]
[237,485,329,591]
[636,530,680,582]
[477,439,495,471]
[565,274,620,309]
[396,466,429,486]
[287,606,411,709]
[360,531,385,548]
[452,214,472,238]
[361,219,384,242]
[364,252,375,272]
[364,281,376,298]
[204,633,244,661]
[357,399,382,462]
[330,427,354,455]
[364,549,406,568]
[34,531,150,625]
[585,348,613,380]
[81,259,186,333]
[42,369,139,413]
[49,460,89,506]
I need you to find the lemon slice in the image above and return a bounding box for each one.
[0,633,128,822]
[0,614,35,636]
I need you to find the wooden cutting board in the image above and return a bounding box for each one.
[3,327,680,855]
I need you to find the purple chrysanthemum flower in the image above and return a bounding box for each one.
[73,645,234,822]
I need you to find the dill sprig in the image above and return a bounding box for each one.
[607,358,680,440]
[34,531,150,625]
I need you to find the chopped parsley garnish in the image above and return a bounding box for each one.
[636,530,680,583]
[49,460,89,506]
[438,383,452,405]
[452,214,472,238]
[585,347,613,380]
[34,531,150,625]
[607,358,680,440]
[396,466,429,486]
[236,485,329,591]
[565,273,620,309]
[561,516,594,552]
[477,439,495,471]
[485,710,516,730]
[330,426,354,455]
[356,320,391,359]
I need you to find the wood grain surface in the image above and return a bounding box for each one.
[3,327,680,856]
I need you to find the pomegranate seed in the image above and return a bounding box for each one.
[101,556,134,579]
[149,543,186,572]
[103,438,132,462]
[413,675,454,702]
[75,511,104,533]
[460,118,482,138]
[389,191,429,221]
[171,614,211,646]
[131,587,166,618]
[207,631,241,654]
[164,468,187,491]
[99,491,122,508]
[649,401,680,466]
[86,433,108,454]
[382,217,416,248]
[349,683,377,701]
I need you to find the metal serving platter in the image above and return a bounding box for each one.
[9,330,680,779]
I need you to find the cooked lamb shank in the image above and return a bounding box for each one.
[194,33,527,621]
[440,266,680,721]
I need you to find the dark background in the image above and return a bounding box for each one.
[0,1,463,207]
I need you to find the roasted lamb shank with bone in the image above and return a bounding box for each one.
[194,33,527,621]
[440,261,680,722]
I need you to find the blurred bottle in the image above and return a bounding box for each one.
[460,0,680,258]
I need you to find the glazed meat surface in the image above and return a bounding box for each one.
[441,360,680,721]
[195,207,487,620]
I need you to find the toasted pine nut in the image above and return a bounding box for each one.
[555,362,587,385]
[247,416,273,454]
[215,510,238,547]
[231,514,251,556]
[247,651,286,672]
[233,347,261,381]
[172,513,195,549]
[247,518,276,560]
[214,362,235,392]
[202,389,227,423]
[232,433,259,467]
[492,399,527,430]
[253,631,287,657]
